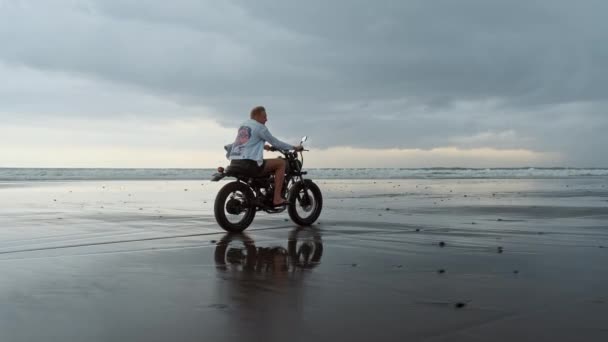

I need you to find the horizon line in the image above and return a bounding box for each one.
[1,166,607,170]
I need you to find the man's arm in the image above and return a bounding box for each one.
[258,126,295,151]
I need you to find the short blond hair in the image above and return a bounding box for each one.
[250,106,266,119]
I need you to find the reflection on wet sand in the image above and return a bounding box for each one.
[214,227,323,273]
[2,179,608,341]
[212,227,324,341]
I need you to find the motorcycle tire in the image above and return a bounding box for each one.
[214,181,256,232]
[288,180,323,226]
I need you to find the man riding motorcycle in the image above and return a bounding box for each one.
[224,106,303,207]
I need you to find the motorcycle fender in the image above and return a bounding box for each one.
[289,179,313,196]
[211,172,226,182]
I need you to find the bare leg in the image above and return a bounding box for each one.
[263,158,287,206]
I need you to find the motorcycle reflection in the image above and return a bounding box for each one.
[211,228,324,340]
[214,228,323,274]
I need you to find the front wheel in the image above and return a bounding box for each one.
[214,181,256,232]
[288,180,323,226]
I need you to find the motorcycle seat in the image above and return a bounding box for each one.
[225,165,268,179]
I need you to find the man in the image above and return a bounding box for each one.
[224,106,303,207]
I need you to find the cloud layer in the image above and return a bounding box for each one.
[1,0,606,166]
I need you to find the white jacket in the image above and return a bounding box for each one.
[224,119,295,166]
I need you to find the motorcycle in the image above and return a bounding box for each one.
[210,136,323,233]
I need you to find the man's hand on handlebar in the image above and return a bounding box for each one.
[265,144,304,152]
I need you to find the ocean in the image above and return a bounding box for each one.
[1,167,607,181]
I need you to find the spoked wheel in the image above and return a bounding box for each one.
[214,182,256,232]
[288,180,323,226]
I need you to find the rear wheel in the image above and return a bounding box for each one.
[288,180,323,226]
[214,234,257,271]
[214,182,256,232]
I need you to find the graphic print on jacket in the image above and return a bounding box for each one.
[230,126,252,157]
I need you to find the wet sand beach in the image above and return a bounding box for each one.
[1,178,607,341]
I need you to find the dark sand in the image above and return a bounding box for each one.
[1,178,607,341]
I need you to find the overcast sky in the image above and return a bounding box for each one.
[1,0,606,167]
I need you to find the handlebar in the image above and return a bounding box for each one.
[267,146,308,153]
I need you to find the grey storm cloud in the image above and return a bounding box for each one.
[0,0,607,165]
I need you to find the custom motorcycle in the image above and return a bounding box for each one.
[211,136,322,232]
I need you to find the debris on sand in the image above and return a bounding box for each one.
[497,246,504,253]
[439,241,446,247]
[415,228,421,232]
[385,207,390,211]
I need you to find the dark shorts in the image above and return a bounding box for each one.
[228,159,267,177]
